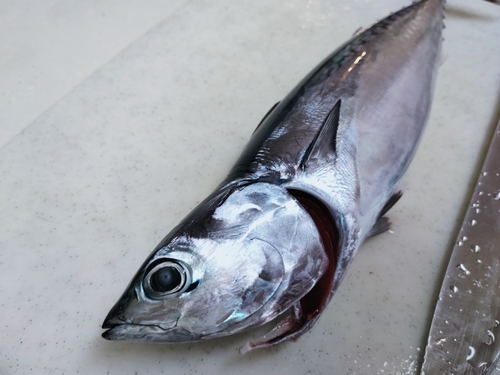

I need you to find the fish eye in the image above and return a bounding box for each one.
[152,266,181,292]
[143,259,192,299]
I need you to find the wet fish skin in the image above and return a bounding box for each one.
[102,0,443,351]
[103,182,328,341]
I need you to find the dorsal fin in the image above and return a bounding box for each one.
[253,101,280,134]
[300,99,341,171]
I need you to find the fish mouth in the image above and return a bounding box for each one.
[102,306,199,342]
[102,322,200,342]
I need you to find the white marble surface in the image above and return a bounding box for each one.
[1,0,499,374]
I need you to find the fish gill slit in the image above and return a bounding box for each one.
[286,189,339,320]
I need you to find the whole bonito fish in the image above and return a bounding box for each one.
[102,0,445,352]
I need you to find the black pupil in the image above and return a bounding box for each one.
[151,266,182,293]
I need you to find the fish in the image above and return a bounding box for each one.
[102,0,445,352]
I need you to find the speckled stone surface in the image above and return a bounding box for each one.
[0,0,190,148]
[1,0,499,374]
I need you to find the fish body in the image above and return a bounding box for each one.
[103,0,444,351]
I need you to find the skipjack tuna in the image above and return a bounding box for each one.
[101,0,490,353]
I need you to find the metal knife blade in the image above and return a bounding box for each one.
[421,118,500,375]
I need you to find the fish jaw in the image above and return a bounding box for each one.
[102,182,331,343]
[102,323,200,342]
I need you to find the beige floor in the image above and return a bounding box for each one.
[1,0,499,374]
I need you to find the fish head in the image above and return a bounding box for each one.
[102,182,329,344]
[101,237,284,342]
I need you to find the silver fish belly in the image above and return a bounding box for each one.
[102,0,443,352]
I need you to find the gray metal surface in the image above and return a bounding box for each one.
[422,119,500,374]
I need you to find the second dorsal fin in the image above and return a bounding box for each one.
[300,99,341,171]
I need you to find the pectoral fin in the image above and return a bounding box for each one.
[300,99,341,171]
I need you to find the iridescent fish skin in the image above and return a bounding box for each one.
[102,0,443,351]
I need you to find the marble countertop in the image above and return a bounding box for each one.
[1,0,499,374]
